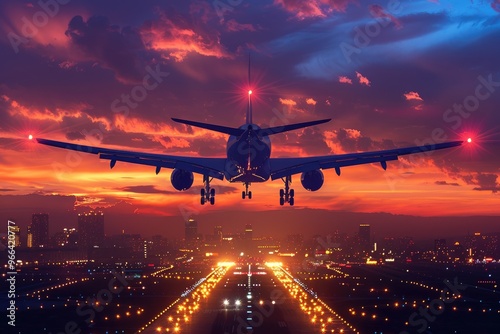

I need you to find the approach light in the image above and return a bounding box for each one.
[28,134,33,140]
[467,137,472,143]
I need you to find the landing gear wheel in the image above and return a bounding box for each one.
[242,191,246,199]
[279,197,285,206]
[202,174,214,205]
[279,189,284,197]
[290,189,295,198]
[248,191,252,199]
[280,175,294,206]
[289,198,294,206]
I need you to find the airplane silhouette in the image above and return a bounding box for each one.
[35,59,465,206]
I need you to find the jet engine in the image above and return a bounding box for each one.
[170,169,194,191]
[300,169,324,191]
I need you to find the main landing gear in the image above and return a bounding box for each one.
[200,174,215,205]
[279,175,294,206]
[242,182,252,199]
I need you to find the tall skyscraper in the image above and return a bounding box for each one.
[214,225,223,241]
[185,219,198,242]
[359,224,371,252]
[78,211,104,248]
[10,225,21,247]
[244,224,253,240]
[28,214,49,248]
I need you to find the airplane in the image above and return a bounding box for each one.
[33,59,467,206]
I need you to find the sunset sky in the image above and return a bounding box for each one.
[1,0,499,238]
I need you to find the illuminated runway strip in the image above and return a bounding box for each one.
[137,262,235,333]
[23,278,91,298]
[266,262,360,334]
[150,264,175,277]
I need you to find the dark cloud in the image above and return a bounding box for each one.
[435,180,460,186]
[0,188,15,192]
[66,131,86,140]
[472,173,500,193]
[65,15,148,83]
[118,185,176,195]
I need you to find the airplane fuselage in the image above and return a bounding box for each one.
[225,123,271,183]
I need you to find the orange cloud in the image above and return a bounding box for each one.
[306,98,317,105]
[404,91,423,101]
[356,71,371,86]
[279,98,297,106]
[338,76,352,84]
[274,0,354,19]
[140,13,230,61]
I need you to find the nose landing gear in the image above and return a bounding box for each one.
[242,182,252,199]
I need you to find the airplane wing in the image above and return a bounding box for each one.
[269,141,463,180]
[36,138,226,180]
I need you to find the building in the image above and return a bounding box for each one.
[28,214,49,248]
[244,224,253,240]
[185,219,198,243]
[359,224,371,252]
[214,225,223,242]
[78,211,104,248]
[10,225,21,247]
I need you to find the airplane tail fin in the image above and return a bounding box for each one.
[246,55,253,125]
[172,118,244,136]
[258,119,331,136]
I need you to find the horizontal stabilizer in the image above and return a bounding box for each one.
[259,119,331,136]
[172,118,244,136]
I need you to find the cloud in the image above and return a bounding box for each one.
[279,98,297,106]
[472,173,500,193]
[306,98,317,105]
[404,91,423,101]
[492,0,500,13]
[435,181,460,186]
[356,72,371,86]
[140,10,230,62]
[118,185,176,195]
[338,76,352,84]
[0,188,15,192]
[65,15,147,83]
[273,0,355,19]
[226,19,257,32]
[369,4,402,29]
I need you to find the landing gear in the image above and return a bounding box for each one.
[242,182,252,199]
[201,175,215,205]
[279,175,294,206]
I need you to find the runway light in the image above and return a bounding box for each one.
[235,300,241,306]
[223,299,229,306]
